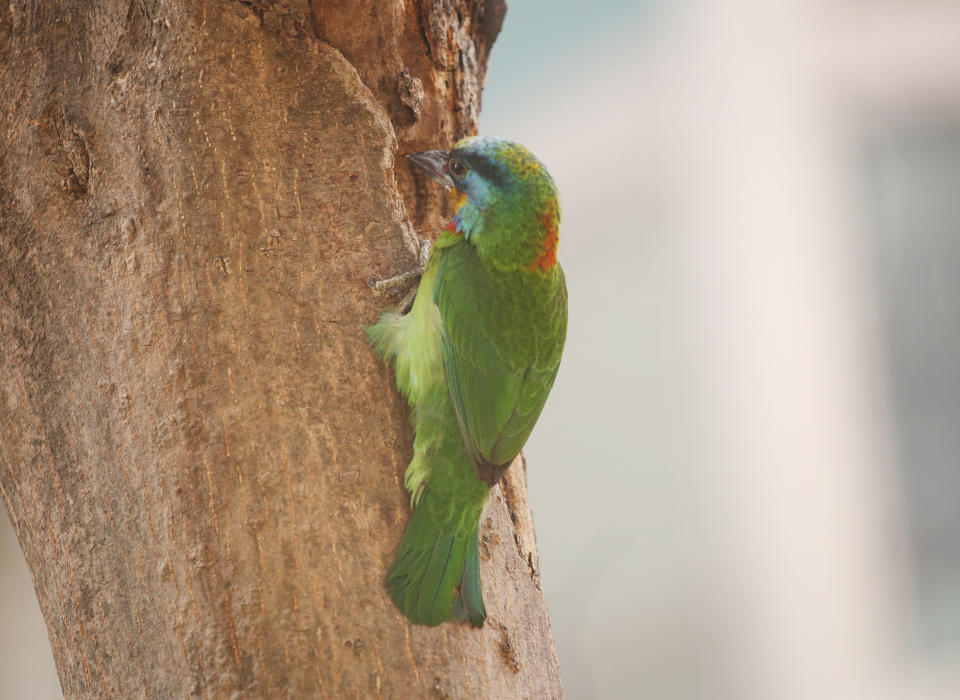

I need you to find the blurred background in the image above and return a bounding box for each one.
[5,1,960,697]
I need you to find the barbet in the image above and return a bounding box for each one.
[367,137,567,627]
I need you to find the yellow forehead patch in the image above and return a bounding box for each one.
[501,147,543,178]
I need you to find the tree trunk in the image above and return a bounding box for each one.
[0,1,562,697]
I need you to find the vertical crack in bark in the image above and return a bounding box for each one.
[499,455,543,589]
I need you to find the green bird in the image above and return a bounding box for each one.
[367,137,567,627]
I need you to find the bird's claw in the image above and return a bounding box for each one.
[369,238,430,314]
[369,266,424,292]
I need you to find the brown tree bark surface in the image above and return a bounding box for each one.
[0,1,562,697]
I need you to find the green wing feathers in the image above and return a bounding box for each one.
[435,244,567,469]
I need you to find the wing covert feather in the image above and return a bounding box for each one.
[434,245,566,471]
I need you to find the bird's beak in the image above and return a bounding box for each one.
[407,150,454,189]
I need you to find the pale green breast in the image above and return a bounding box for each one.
[393,254,445,407]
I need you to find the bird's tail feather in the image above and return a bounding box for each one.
[452,529,486,626]
[387,489,486,627]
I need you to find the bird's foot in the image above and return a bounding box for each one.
[368,240,431,314]
[369,266,422,292]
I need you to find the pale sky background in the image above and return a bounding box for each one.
[6,2,960,699]
[482,2,960,698]
[481,3,712,697]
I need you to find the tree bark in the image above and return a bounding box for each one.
[0,1,562,697]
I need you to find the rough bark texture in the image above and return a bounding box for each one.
[0,1,561,697]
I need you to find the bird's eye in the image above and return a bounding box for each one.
[448,159,467,179]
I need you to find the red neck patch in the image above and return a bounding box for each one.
[445,219,463,236]
[528,206,558,271]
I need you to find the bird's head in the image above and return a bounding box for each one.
[407,137,560,272]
